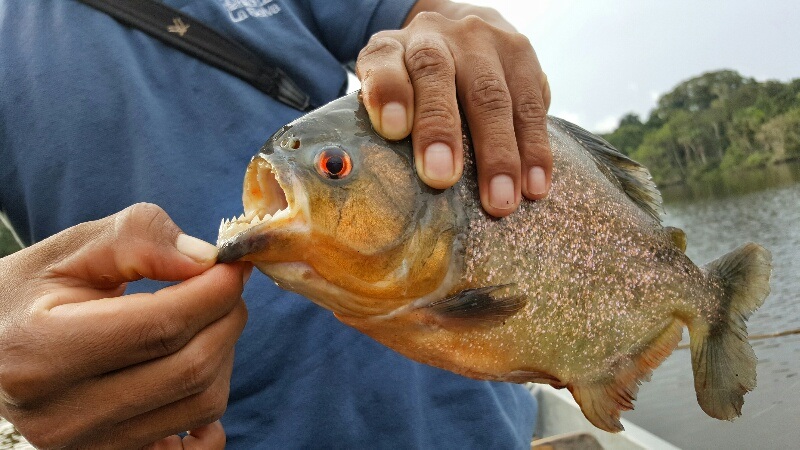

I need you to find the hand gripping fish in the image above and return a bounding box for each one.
[217,92,772,432]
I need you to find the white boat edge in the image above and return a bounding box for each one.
[529,384,681,450]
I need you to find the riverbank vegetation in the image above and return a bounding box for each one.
[600,70,800,186]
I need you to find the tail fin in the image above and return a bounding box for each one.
[689,243,772,420]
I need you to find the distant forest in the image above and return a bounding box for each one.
[600,70,800,186]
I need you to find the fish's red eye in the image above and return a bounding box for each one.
[316,147,352,180]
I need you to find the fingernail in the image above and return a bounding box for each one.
[380,102,408,140]
[527,166,548,196]
[176,234,218,263]
[489,175,515,209]
[423,143,454,182]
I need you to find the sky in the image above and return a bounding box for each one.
[465,0,800,132]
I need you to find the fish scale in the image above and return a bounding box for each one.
[216,92,772,432]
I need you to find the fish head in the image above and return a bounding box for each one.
[217,92,461,317]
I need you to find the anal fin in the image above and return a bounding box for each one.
[570,319,684,432]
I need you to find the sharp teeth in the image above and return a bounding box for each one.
[238,213,245,221]
[250,216,259,225]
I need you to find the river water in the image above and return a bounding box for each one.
[625,163,800,449]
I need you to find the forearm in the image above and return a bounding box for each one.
[403,0,515,32]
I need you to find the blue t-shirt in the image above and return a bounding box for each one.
[0,1,537,447]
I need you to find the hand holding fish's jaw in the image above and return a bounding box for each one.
[356,5,553,218]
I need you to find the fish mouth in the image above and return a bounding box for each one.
[217,155,306,262]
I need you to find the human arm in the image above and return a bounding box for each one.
[357,0,552,217]
[0,203,249,449]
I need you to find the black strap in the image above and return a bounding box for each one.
[77,0,314,111]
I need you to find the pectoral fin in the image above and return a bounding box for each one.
[413,285,527,329]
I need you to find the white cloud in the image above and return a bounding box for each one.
[593,115,620,134]
[553,111,582,126]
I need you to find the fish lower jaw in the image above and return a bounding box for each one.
[258,261,398,317]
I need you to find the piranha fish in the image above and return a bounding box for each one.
[216,92,772,432]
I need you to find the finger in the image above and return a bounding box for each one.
[41,203,218,290]
[90,350,236,449]
[20,303,244,447]
[356,32,414,141]
[183,420,226,450]
[501,42,552,200]
[0,264,245,405]
[456,52,521,217]
[42,263,247,381]
[404,33,463,190]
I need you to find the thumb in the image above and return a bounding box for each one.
[40,203,218,288]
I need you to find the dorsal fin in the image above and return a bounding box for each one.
[549,116,664,222]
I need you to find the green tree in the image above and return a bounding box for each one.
[601,113,645,156]
[602,69,800,186]
[757,107,800,163]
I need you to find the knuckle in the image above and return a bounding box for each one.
[195,383,229,425]
[412,11,445,25]
[142,313,190,358]
[358,34,403,63]
[514,90,548,125]
[180,349,218,396]
[513,92,550,157]
[115,202,175,244]
[417,97,458,125]
[461,14,487,29]
[478,144,520,169]
[506,31,533,51]
[414,101,459,142]
[405,41,453,83]
[0,338,53,406]
[0,368,41,405]
[456,11,500,37]
[469,75,512,116]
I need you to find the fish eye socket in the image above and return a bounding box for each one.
[316,147,352,180]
